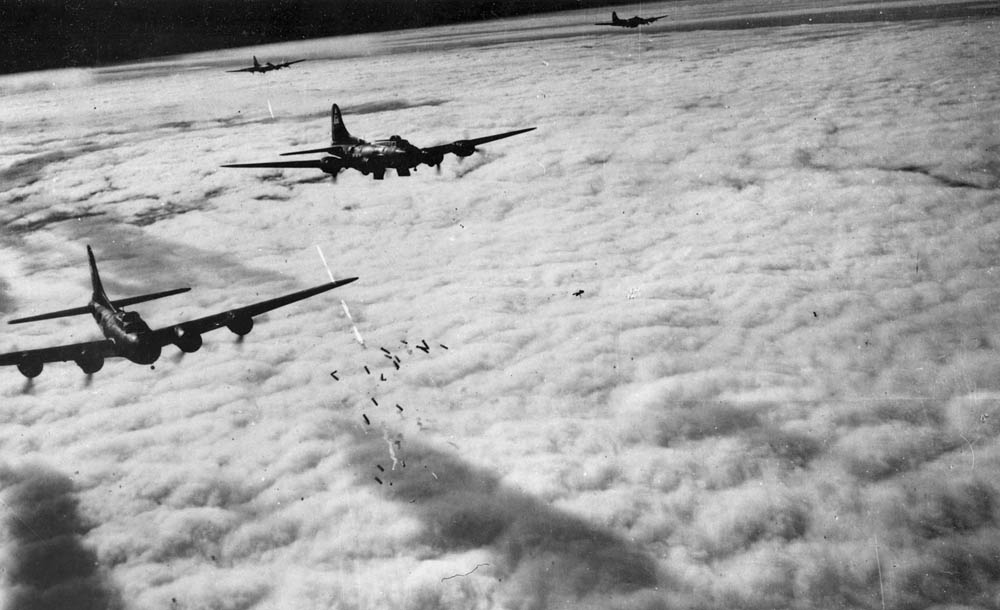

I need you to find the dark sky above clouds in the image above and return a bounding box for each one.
[1,0,639,74]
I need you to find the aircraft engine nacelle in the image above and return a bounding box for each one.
[453,142,476,158]
[320,157,341,174]
[227,316,254,336]
[175,329,203,353]
[75,353,104,375]
[423,153,444,167]
[17,358,43,379]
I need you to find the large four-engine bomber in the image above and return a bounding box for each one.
[223,104,536,181]
[0,246,357,378]
[227,55,306,73]
[594,11,669,28]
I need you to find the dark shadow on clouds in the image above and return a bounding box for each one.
[0,463,123,610]
[299,98,450,121]
[0,145,109,188]
[348,430,668,607]
[130,202,200,227]
[2,215,296,321]
[6,210,109,235]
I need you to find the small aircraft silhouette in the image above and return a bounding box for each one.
[222,104,536,181]
[595,11,668,28]
[227,56,306,73]
[0,246,357,378]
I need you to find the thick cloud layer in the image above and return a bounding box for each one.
[1,1,999,608]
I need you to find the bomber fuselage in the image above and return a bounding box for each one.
[91,300,161,364]
[326,136,447,177]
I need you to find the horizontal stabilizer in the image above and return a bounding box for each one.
[280,146,343,157]
[8,305,93,325]
[111,287,191,309]
[8,287,190,325]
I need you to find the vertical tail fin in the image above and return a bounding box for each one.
[87,245,111,307]
[612,11,620,22]
[253,56,260,67]
[331,104,352,143]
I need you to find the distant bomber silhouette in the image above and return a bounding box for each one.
[595,11,669,28]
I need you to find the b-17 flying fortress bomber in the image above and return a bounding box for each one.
[223,104,536,181]
[594,11,669,28]
[227,56,306,73]
[0,246,357,378]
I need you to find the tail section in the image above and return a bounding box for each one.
[8,246,105,324]
[8,246,190,325]
[86,245,191,309]
[87,245,111,308]
[253,56,260,67]
[331,104,353,144]
[612,11,620,22]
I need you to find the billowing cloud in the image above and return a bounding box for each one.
[1,2,999,609]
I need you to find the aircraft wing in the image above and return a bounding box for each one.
[221,159,330,169]
[148,277,358,346]
[227,67,257,73]
[594,21,618,25]
[422,127,537,156]
[277,59,307,68]
[0,339,119,367]
[646,14,669,22]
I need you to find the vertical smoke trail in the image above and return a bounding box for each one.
[316,245,365,346]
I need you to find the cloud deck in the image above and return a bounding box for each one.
[1,4,999,609]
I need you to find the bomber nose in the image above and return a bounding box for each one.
[125,332,161,365]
